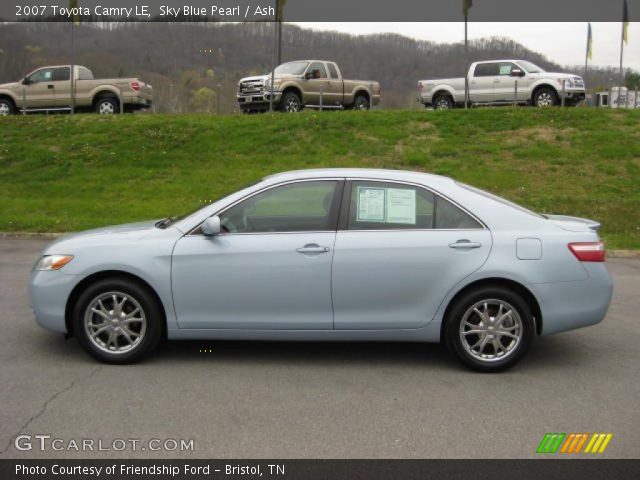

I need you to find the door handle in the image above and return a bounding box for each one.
[296,244,330,254]
[449,240,482,249]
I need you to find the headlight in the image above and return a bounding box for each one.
[35,255,74,271]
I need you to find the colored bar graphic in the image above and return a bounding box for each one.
[540,433,613,454]
[536,433,566,454]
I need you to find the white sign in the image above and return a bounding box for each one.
[357,187,385,222]
[386,188,416,224]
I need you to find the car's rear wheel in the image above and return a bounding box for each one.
[433,94,454,110]
[353,94,370,110]
[72,278,163,364]
[95,96,120,115]
[444,286,534,372]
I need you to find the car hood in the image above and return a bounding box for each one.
[0,81,19,90]
[45,220,161,252]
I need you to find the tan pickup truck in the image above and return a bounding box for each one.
[0,65,152,115]
[237,60,381,113]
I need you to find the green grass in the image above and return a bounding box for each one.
[1,108,639,248]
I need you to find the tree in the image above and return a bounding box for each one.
[625,71,640,90]
[190,87,216,113]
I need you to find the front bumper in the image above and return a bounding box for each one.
[29,270,80,334]
[237,91,282,109]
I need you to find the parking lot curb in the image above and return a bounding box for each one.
[1,232,638,258]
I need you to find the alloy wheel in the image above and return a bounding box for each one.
[536,92,554,107]
[459,299,523,363]
[0,103,11,116]
[98,101,115,114]
[84,291,147,355]
[284,97,300,112]
[436,98,451,109]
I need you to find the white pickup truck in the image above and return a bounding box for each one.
[417,60,586,109]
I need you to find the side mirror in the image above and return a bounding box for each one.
[22,77,30,85]
[202,216,221,236]
[511,69,524,77]
[304,72,312,80]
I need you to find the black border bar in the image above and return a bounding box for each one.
[2,459,640,480]
[2,0,639,22]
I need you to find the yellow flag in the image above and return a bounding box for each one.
[463,0,473,17]
[70,0,80,26]
[277,0,288,22]
[622,0,629,44]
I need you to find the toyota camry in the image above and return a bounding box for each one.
[29,169,613,371]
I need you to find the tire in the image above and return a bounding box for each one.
[280,91,302,112]
[0,98,15,116]
[444,286,535,372]
[353,94,370,110]
[433,94,454,110]
[95,96,120,115]
[72,278,164,364]
[533,87,559,108]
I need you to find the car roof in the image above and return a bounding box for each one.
[263,168,455,186]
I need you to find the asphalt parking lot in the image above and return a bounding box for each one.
[0,238,639,459]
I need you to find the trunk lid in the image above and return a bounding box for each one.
[544,214,601,233]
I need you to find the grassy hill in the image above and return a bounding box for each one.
[1,108,639,249]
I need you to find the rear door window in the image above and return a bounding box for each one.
[474,63,500,77]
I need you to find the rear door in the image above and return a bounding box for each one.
[469,62,499,103]
[331,180,492,330]
[325,62,344,106]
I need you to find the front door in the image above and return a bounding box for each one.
[332,180,492,330]
[303,62,330,105]
[23,67,71,108]
[172,180,343,330]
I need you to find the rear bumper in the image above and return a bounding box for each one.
[529,264,613,335]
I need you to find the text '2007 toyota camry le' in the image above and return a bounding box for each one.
[29,169,613,371]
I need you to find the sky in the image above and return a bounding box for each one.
[294,22,640,71]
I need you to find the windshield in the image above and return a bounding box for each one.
[517,61,545,74]
[274,61,309,76]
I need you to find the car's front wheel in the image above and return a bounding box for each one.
[533,87,559,108]
[0,98,16,116]
[72,278,163,364]
[444,286,535,372]
[280,91,302,112]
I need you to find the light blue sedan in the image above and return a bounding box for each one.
[29,169,613,371]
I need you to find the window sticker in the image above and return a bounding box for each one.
[386,188,416,224]
[357,187,385,222]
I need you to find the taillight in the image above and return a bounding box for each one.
[568,242,605,262]
[130,81,140,92]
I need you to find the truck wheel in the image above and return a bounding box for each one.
[95,97,120,115]
[353,95,370,110]
[533,87,559,107]
[281,92,302,112]
[434,94,454,110]
[0,98,15,116]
